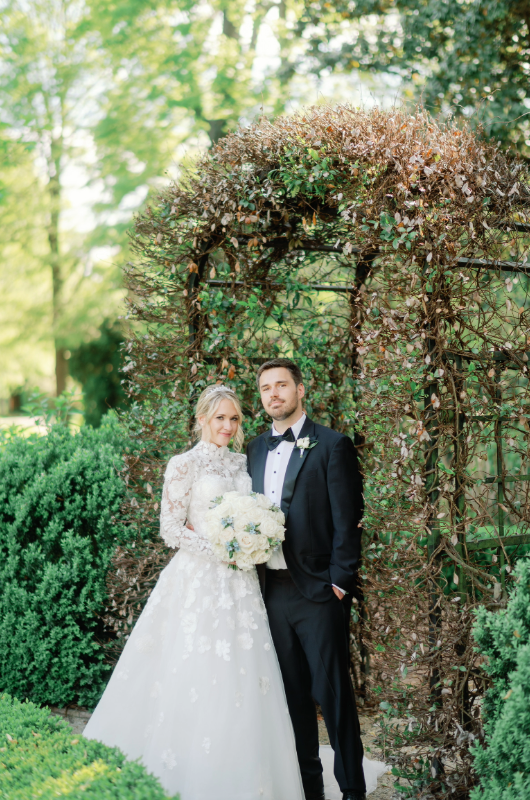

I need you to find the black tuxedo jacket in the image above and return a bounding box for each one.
[246,417,364,602]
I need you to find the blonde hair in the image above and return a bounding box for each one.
[194,385,244,452]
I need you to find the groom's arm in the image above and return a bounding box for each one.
[327,435,364,595]
[245,438,254,477]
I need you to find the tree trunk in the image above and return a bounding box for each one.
[204,10,240,145]
[55,347,68,397]
[47,138,66,396]
[349,249,377,700]
[205,118,228,144]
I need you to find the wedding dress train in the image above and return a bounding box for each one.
[321,746,388,798]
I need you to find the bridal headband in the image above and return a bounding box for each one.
[205,384,235,396]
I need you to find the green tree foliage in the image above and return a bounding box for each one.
[69,321,128,427]
[294,0,530,156]
[0,0,302,398]
[0,693,176,799]
[0,416,134,707]
[0,136,53,397]
[0,0,179,395]
[471,558,530,799]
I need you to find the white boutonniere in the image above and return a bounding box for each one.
[295,436,318,458]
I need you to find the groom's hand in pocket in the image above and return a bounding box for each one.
[332,586,345,600]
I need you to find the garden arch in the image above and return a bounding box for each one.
[114,106,530,794]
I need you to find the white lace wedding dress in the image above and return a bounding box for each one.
[83,441,305,799]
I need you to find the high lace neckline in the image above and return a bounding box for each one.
[194,440,230,459]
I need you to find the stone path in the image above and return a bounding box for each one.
[49,706,92,734]
[51,706,395,799]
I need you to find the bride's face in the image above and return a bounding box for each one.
[200,398,240,447]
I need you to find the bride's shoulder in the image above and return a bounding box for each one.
[164,447,197,474]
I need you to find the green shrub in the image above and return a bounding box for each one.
[0,417,135,707]
[471,558,530,799]
[0,693,176,799]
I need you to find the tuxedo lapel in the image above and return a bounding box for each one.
[281,417,315,520]
[251,435,268,495]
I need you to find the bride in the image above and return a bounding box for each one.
[84,384,386,799]
[84,384,305,799]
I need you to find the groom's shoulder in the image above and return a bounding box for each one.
[246,430,268,454]
[312,420,351,446]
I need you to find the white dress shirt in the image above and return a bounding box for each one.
[263,414,346,595]
[264,414,307,570]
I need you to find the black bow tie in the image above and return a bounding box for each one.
[266,428,296,451]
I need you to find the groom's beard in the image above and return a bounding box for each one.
[266,397,300,422]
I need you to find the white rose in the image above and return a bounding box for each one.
[267,505,285,525]
[233,510,256,533]
[234,495,256,512]
[207,514,222,530]
[238,533,257,554]
[211,545,225,561]
[274,526,285,543]
[218,527,235,544]
[218,504,235,519]
[223,491,241,502]
[260,515,284,540]
[254,533,270,551]
[235,553,254,571]
[253,493,272,510]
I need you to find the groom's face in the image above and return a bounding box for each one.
[258,367,304,421]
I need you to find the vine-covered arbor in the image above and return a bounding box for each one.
[114,106,530,796]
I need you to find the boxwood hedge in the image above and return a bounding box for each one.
[471,558,530,799]
[0,417,136,707]
[0,693,176,799]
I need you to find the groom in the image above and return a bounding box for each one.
[246,358,366,800]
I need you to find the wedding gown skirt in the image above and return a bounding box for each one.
[321,746,388,798]
[84,548,305,799]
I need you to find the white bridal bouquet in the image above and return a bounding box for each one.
[204,491,286,571]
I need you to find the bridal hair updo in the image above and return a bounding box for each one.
[194,384,245,452]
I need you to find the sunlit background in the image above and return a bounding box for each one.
[0,0,527,428]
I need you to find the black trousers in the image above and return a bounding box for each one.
[265,570,366,797]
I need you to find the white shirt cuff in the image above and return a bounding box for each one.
[332,584,347,595]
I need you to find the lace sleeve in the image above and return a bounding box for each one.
[233,453,252,495]
[160,453,194,549]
